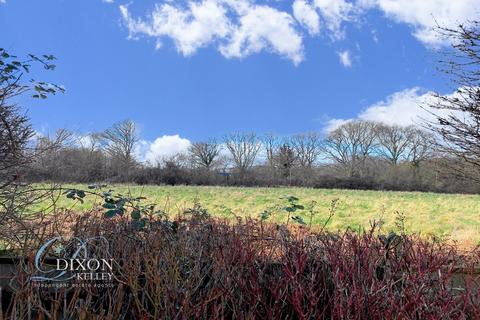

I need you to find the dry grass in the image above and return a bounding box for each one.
[33,184,480,246]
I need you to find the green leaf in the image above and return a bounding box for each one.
[135,219,147,229]
[102,203,116,209]
[104,197,115,203]
[260,211,271,220]
[116,199,126,207]
[131,210,141,220]
[105,209,119,218]
[292,216,306,225]
[287,196,299,201]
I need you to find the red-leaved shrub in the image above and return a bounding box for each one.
[1,211,479,319]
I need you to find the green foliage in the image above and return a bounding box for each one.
[260,210,272,221]
[63,185,160,229]
[292,215,306,225]
[280,196,304,211]
[63,189,86,203]
[280,196,305,225]
[183,200,211,221]
[0,48,65,99]
[258,195,308,226]
[394,210,407,235]
[64,186,213,230]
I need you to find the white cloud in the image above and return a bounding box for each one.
[360,0,480,46]
[103,0,114,3]
[337,50,352,67]
[371,29,378,43]
[323,118,351,133]
[140,135,191,164]
[313,0,357,39]
[293,0,320,35]
[119,0,479,63]
[219,5,304,65]
[76,134,97,149]
[356,87,433,125]
[324,87,455,132]
[120,1,231,56]
[120,1,304,64]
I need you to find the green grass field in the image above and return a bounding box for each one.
[39,185,480,246]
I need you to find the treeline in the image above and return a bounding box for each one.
[25,119,480,193]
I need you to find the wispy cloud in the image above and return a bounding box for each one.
[293,0,320,35]
[337,50,352,67]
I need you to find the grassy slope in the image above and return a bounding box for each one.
[39,184,480,245]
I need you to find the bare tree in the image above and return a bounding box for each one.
[263,133,279,167]
[100,120,139,180]
[291,132,322,167]
[224,132,261,179]
[0,49,65,250]
[101,120,138,164]
[0,49,63,186]
[189,140,221,170]
[323,120,377,177]
[424,21,480,180]
[376,124,412,165]
[77,132,103,153]
[0,104,34,177]
[406,128,435,168]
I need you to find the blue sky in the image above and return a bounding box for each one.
[1,0,478,159]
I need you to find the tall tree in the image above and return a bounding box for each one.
[0,48,63,188]
[424,21,480,180]
[101,120,138,165]
[291,132,321,167]
[406,128,435,169]
[263,133,279,168]
[224,132,261,179]
[376,124,412,165]
[189,140,221,170]
[323,120,377,177]
[101,120,138,179]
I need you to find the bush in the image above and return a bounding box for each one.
[2,211,479,319]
